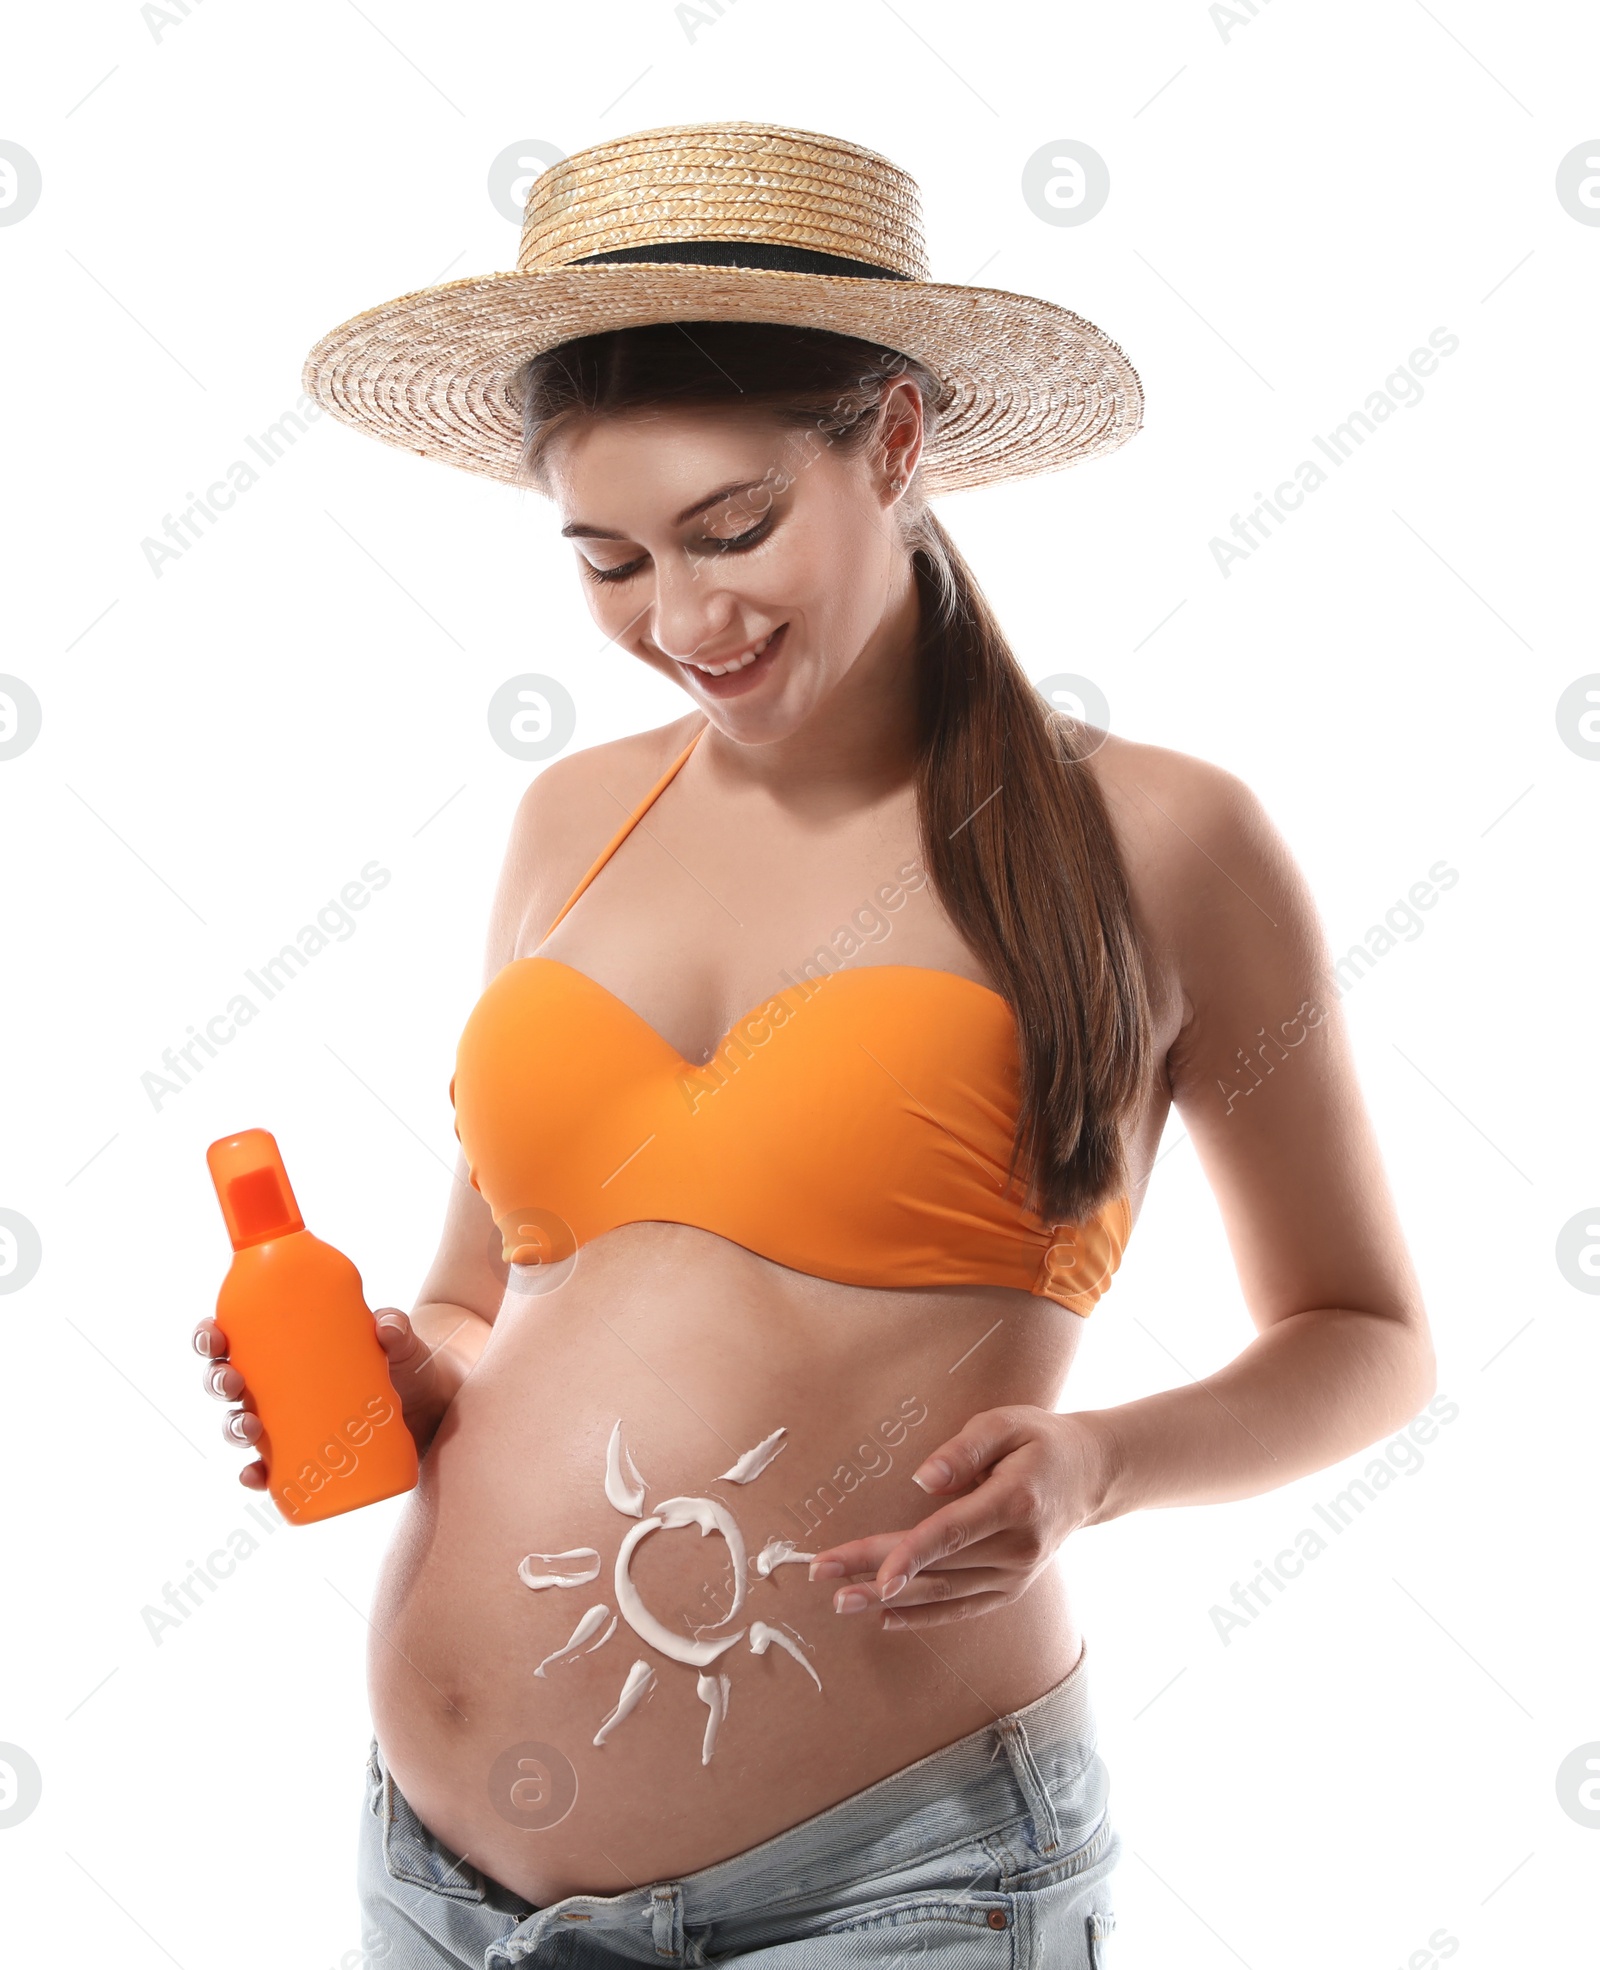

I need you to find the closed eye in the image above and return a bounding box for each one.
[582,554,647,587]
[580,512,776,586]
[697,514,775,556]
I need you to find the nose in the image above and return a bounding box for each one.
[647,549,739,664]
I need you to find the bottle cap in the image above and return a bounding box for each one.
[206,1128,305,1250]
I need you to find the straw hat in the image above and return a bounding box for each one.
[301,120,1143,495]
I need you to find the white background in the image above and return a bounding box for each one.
[2,2,1596,1964]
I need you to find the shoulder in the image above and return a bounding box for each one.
[1076,729,1316,1037]
[503,711,706,941]
[518,710,704,830]
[1079,724,1284,878]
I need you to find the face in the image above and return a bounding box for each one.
[542,383,923,743]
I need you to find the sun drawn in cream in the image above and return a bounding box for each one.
[517,1420,823,1765]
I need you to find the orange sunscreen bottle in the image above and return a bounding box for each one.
[206,1128,417,1525]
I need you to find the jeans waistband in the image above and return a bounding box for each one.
[493,1640,1097,1954]
[678,1640,1095,1920]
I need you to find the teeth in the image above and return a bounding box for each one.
[691,630,775,677]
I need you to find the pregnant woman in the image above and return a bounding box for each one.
[196,124,1435,1965]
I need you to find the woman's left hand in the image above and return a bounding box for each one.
[805,1406,1112,1632]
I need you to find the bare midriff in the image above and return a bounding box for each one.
[369,1220,1089,1907]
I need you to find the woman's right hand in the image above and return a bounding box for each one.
[193,1316,268,1489]
[369,1307,459,1457]
[193,1305,457,1486]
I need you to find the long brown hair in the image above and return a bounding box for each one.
[510,321,1151,1226]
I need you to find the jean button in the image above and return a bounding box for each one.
[987,1909,1008,1929]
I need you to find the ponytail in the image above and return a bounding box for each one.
[906,509,1151,1223]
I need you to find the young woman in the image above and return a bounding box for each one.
[196,124,1434,1965]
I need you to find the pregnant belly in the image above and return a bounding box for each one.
[368,1225,1084,1906]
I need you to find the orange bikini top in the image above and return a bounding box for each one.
[449,724,1133,1316]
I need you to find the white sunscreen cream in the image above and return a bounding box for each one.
[533,1603,617,1677]
[518,1549,602,1590]
[748,1619,823,1692]
[696,1670,732,1766]
[614,1499,748,1666]
[754,1537,818,1578]
[657,1495,749,1624]
[593,1658,656,1746]
[516,1414,822,1768]
[719,1427,788,1484]
[604,1417,647,1516]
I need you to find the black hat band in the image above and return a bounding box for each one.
[568,239,912,281]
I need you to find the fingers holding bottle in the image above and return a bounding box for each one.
[194,1315,268,1489]
[372,1307,455,1456]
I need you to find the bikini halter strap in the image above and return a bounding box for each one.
[542,722,709,939]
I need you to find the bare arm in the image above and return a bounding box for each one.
[376,1167,504,1456]
[807,752,1438,1628]
[1078,756,1436,1522]
[201,767,570,1478]
[377,766,570,1451]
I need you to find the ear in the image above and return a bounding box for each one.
[876,377,926,503]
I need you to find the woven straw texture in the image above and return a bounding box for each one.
[301,121,1144,494]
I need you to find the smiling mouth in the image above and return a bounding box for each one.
[678,624,787,678]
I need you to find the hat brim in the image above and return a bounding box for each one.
[300,263,1143,495]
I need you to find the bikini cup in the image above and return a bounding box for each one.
[447,725,1133,1315]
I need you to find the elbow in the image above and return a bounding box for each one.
[1405,1341,1438,1423]
[1416,1327,1438,1405]
[1387,1306,1437,1426]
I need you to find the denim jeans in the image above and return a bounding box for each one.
[357,1641,1119,1966]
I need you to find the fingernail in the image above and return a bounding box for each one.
[808,1561,844,1581]
[880,1574,908,1602]
[835,1589,868,1614]
[912,1458,952,1491]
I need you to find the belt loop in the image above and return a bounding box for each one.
[994,1716,1063,1857]
[650,1881,683,1958]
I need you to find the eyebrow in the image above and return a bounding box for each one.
[559,478,770,539]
